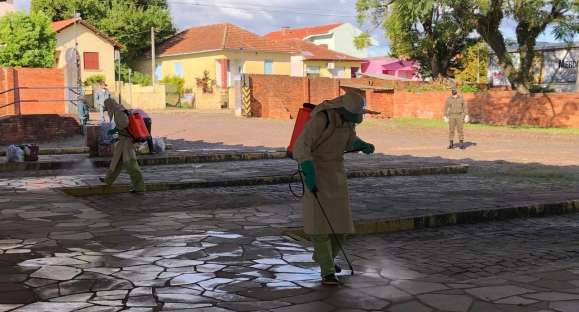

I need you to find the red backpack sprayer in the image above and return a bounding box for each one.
[287,103,357,276]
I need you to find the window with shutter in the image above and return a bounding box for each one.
[83,52,100,70]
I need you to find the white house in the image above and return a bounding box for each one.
[0,0,16,17]
[264,23,378,59]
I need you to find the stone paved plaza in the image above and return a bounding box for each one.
[3,113,579,311]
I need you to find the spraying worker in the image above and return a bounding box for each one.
[293,91,376,286]
[443,87,469,149]
[99,98,145,193]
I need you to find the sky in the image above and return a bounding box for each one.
[13,0,571,57]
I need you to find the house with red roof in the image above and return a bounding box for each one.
[52,18,123,87]
[264,23,377,59]
[139,23,363,109]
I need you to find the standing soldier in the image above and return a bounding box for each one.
[444,87,469,149]
[293,91,377,286]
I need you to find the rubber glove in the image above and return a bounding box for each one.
[352,139,375,155]
[107,128,118,136]
[443,116,449,123]
[464,115,470,123]
[299,160,317,193]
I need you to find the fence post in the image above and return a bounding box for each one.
[303,77,310,103]
[12,69,20,116]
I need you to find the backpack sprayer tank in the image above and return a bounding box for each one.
[287,103,316,159]
[126,111,151,143]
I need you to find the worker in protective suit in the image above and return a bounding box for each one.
[293,91,376,285]
[99,98,145,193]
[443,87,469,149]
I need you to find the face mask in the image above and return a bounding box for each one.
[339,108,363,124]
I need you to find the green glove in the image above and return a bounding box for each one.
[299,160,317,193]
[352,139,375,155]
[107,128,118,136]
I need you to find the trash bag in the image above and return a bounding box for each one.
[153,137,166,153]
[99,122,115,144]
[6,145,24,163]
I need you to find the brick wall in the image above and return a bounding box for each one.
[391,91,579,127]
[0,114,80,145]
[248,74,579,128]
[0,67,67,117]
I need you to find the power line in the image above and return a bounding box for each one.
[167,0,357,18]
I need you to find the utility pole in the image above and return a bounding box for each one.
[115,50,121,105]
[476,45,480,84]
[128,68,133,107]
[151,27,156,90]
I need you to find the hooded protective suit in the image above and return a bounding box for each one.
[292,92,365,235]
[103,99,145,192]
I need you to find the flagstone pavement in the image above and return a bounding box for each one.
[2,152,579,311]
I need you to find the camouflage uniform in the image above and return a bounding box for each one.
[444,95,468,144]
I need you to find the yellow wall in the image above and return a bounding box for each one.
[227,51,290,75]
[154,51,225,89]
[304,61,362,78]
[147,50,291,110]
[55,24,116,86]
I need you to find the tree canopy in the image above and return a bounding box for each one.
[454,0,578,92]
[31,0,176,66]
[0,12,56,67]
[357,0,578,92]
[357,0,475,80]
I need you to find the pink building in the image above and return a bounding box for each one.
[362,56,420,80]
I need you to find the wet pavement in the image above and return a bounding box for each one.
[2,150,579,311]
[3,185,579,311]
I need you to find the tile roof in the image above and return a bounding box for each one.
[156,23,293,57]
[263,23,343,40]
[283,39,361,62]
[52,18,123,48]
[155,23,361,62]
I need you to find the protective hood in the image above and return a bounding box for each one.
[311,92,365,117]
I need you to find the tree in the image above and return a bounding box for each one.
[0,12,56,67]
[455,42,489,84]
[96,1,175,65]
[30,0,176,66]
[454,0,578,92]
[356,0,474,80]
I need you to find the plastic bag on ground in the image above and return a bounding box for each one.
[153,137,166,153]
[99,122,115,144]
[136,143,149,155]
[6,145,24,163]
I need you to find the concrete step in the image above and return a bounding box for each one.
[286,199,579,238]
[0,150,285,172]
[60,164,469,196]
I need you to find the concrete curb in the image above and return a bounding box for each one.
[60,164,469,197]
[285,200,579,238]
[91,151,288,168]
[0,150,285,172]
[0,144,174,157]
[0,147,89,156]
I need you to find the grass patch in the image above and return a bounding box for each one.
[363,117,579,135]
